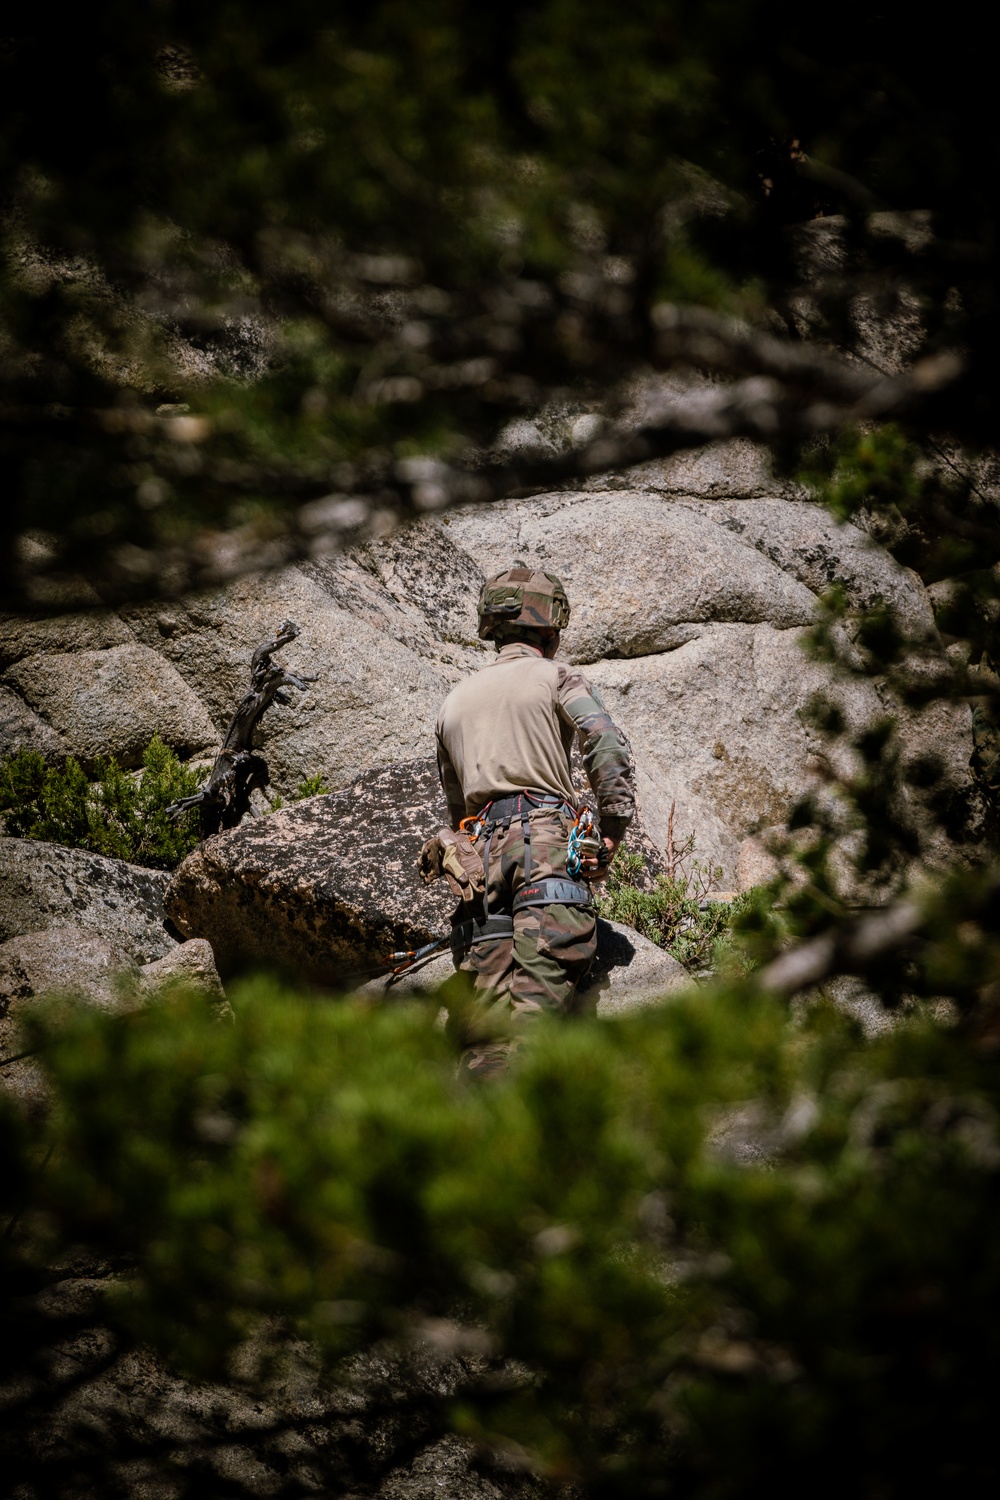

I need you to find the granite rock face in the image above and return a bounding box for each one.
[3,643,217,771]
[0,837,175,963]
[0,921,140,1120]
[0,606,135,671]
[692,499,935,638]
[0,683,72,763]
[0,432,975,899]
[120,563,470,795]
[0,923,135,1010]
[582,917,690,1015]
[444,491,819,664]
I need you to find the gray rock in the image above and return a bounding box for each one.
[443,491,819,664]
[587,624,975,890]
[165,759,457,982]
[585,435,803,500]
[693,498,935,636]
[3,643,217,771]
[121,565,465,798]
[343,517,490,652]
[0,606,135,670]
[0,923,135,1011]
[0,922,138,1121]
[587,623,888,885]
[0,683,72,763]
[0,837,175,963]
[584,918,689,1015]
[136,938,232,1019]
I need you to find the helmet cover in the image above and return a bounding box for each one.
[477,566,571,641]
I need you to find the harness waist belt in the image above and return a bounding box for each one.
[513,877,594,911]
[477,790,573,822]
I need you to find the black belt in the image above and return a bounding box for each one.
[513,877,593,910]
[476,790,574,822]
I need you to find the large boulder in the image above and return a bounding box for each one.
[135,938,231,1020]
[692,499,935,637]
[0,923,135,1011]
[589,628,974,888]
[0,837,176,963]
[0,683,72,763]
[0,923,139,1121]
[584,433,800,500]
[588,623,886,883]
[0,605,135,670]
[3,644,217,771]
[443,491,818,664]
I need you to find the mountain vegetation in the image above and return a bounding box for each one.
[2,4,1000,1495]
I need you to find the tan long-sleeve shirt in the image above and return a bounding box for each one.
[435,642,635,835]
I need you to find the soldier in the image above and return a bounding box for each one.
[422,565,635,1077]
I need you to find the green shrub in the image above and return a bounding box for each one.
[267,772,330,811]
[292,772,329,799]
[4,981,998,1496]
[0,737,203,869]
[598,849,755,973]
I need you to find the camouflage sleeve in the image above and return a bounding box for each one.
[556,665,635,836]
[436,732,467,829]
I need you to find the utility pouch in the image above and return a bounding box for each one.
[418,828,487,900]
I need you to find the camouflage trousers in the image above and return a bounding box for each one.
[450,809,597,1079]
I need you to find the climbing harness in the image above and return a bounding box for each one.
[465,790,575,895]
[446,792,599,966]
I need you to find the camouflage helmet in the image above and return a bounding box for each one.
[477,565,571,641]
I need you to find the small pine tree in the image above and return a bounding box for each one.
[0,736,202,868]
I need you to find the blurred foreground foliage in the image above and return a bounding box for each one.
[0,735,202,868]
[2,2,997,600]
[2,981,999,1497]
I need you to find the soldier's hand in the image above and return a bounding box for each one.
[418,829,486,899]
[582,836,619,883]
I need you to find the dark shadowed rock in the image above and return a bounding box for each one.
[135,938,232,1020]
[0,923,138,1121]
[0,837,175,963]
[582,917,689,1014]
